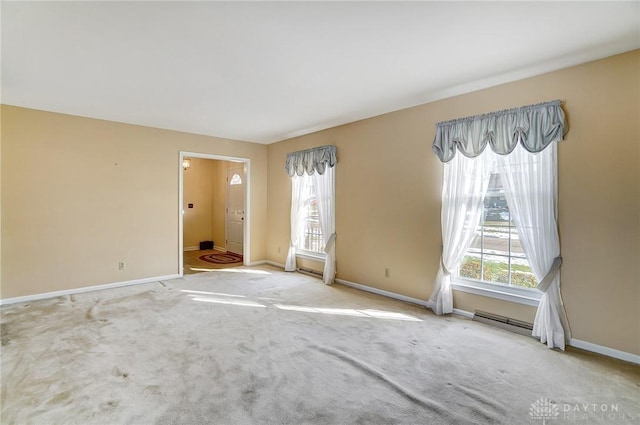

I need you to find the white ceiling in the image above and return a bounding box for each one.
[2,2,639,144]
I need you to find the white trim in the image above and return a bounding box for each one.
[569,338,640,365]
[334,277,639,364]
[296,251,326,262]
[214,246,226,252]
[183,246,199,252]
[334,278,428,308]
[452,308,474,319]
[0,274,180,306]
[452,279,540,307]
[248,260,285,268]
[179,152,251,278]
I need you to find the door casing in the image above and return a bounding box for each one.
[178,151,250,276]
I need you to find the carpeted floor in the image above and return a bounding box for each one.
[1,265,638,424]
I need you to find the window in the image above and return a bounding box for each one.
[456,172,537,289]
[229,173,242,185]
[285,145,337,283]
[298,175,324,256]
[429,101,568,346]
[302,196,323,253]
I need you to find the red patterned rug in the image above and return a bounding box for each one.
[199,252,243,265]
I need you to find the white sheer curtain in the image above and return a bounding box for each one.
[427,151,493,314]
[311,166,336,284]
[285,145,337,282]
[430,100,569,350]
[497,143,570,349]
[285,174,307,272]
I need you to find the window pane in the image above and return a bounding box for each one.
[459,255,481,280]
[511,228,527,257]
[468,231,482,251]
[482,255,509,285]
[229,174,242,185]
[482,224,509,256]
[510,261,537,288]
[302,198,323,253]
[484,174,509,225]
[455,170,539,291]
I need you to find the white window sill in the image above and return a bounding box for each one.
[296,251,326,262]
[452,277,541,307]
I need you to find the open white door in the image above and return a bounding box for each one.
[225,164,245,255]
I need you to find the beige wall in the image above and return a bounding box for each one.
[1,106,268,298]
[183,158,232,250]
[266,50,640,355]
[183,157,214,249]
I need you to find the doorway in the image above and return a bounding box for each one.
[179,152,250,276]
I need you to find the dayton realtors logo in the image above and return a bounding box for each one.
[529,398,560,424]
[529,399,638,423]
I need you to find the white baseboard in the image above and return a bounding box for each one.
[452,308,474,319]
[0,274,180,306]
[569,338,640,365]
[335,278,428,308]
[184,246,224,252]
[248,260,285,268]
[334,278,640,365]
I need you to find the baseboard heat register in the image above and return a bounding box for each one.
[472,310,534,337]
[297,267,323,278]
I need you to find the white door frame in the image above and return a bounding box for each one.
[179,151,251,276]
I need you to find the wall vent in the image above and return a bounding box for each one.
[473,310,534,337]
[297,267,323,278]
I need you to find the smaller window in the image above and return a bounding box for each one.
[229,174,242,185]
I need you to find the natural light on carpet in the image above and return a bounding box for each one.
[274,304,421,321]
[181,289,247,298]
[183,291,422,321]
[190,297,267,308]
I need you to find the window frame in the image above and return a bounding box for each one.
[451,171,541,307]
[296,194,327,261]
[295,176,326,261]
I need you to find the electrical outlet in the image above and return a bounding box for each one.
[119,261,125,270]
[385,268,390,278]
[277,246,281,253]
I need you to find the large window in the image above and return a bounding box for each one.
[428,100,568,348]
[457,172,538,289]
[285,144,337,284]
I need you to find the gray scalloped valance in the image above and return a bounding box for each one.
[285,145,337,177]
[432,100,567,163]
